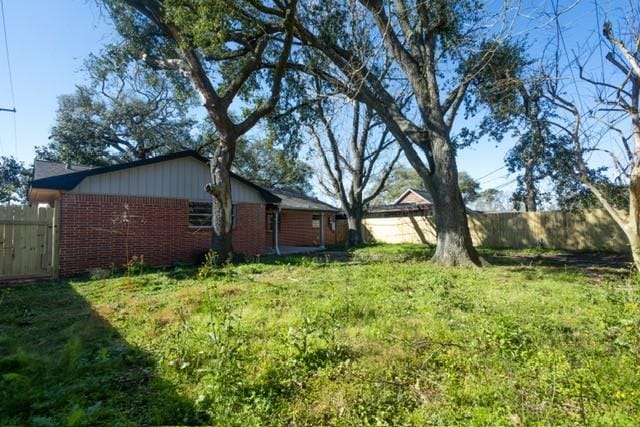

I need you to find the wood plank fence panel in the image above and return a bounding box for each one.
[0,204,58,281]
[363,209,629,253]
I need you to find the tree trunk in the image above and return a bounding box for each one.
[206,138,235,264]
[428,136,482,266]
[626,163,640,270]
[346,212,363,248]
[523,159,537,212]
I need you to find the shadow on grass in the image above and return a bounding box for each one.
[258,243,632,279]
[0,280,201,426]
[478,248,632,272]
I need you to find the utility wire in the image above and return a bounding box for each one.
[475,165,508,183]
[493,178,518,190]
[0,0,14,108]
[593,0,606,82]
[0,0,17,154]
[553,0,586,113]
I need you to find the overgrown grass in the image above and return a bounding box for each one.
[1,244,639,425]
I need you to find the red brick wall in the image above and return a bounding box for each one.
[232,203,266,256]
[59,194,266,276]
[277,210,337,247]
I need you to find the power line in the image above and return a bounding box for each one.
[0,0,17,155]
[475,165,507,182]
[553,0,586,113]
[593,0,606,82]
[493,178,518,190]
[0,0,15,108]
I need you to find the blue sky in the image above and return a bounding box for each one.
[0,0,627,198]
[0,0,115,161]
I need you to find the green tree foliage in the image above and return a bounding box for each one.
[233,137,312,192]
[464,47,579,212]
[101,0,298,262]
[374,167,480,205]
[0,156,30,204]
[373,167,424,205]
[457,172,481,203]
[472,188,511,212]
[281,0,528,265]
[38,53,198,166]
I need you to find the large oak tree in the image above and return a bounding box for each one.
[103,0,298,261]
[270,0,521,265]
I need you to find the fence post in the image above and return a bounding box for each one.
[51,201,61,278]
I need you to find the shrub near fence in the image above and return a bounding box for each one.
[363,209,629,253]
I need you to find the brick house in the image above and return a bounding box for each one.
[392,188,433,208]
[28,151,340,277]
[366,188,434,218]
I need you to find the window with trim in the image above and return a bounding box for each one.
[231,205,237,228]
[188,201,212,227]
[312,214,321,229]
[266,213,273,232]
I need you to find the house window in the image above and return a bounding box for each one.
[312,214,321,229]
[266,213,273,232]
[188,201,212,227]
[232,205,237,229]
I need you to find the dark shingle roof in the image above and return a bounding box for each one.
[366,203,429,213]
[267,187,339,212]
[30,151,282,204]
[33,160,95,180]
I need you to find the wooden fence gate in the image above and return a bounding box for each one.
[0,204,60,282]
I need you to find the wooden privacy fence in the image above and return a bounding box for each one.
[0,204,60,281]
[363,209,629,253]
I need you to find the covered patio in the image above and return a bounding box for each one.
[264,187,341,255]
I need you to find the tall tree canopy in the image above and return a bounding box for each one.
[233,137,312,192]
[373,166,423,205]
[457,172,481,204]
[39,52,198,166]
[272,0,523,265]
[0,156,30,204]
[546,10,640,268]
[374,167,481,207]
[311,97,400,246]
[465,51,578,213]
[102,0,298,261]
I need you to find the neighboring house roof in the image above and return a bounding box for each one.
[392,188,433,205]
[366,203,431,214]
[33,160,95,180]
[30,151,340,212]
[267,187,340,212]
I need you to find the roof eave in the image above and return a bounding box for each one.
[29,150,283,205]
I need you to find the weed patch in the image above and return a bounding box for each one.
[1,244,639,425]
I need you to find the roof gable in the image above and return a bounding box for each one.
[392,188,433,205]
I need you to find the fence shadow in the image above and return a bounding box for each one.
[408,214,430,244]
[0,280,200,425]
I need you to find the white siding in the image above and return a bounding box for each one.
[70,157,265,203]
